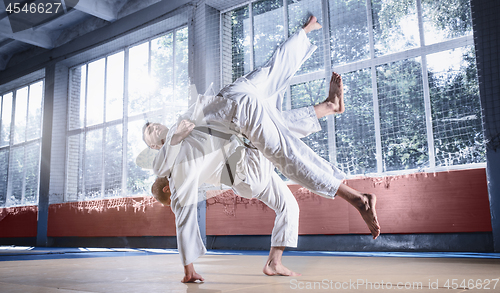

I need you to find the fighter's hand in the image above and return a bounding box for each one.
[171,120,195,145]
[181,272,205,283]
[182,263,204,283]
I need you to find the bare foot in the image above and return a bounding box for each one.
[263,260,301,277]
[303,15,322,34]
[182,263,204,283]
[325,72,345,114]
[358,193,380,240]
[182,272,204,283]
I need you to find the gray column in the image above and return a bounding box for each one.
[189,1,223,247]
[36,64,55,247]
[471,0,500,252]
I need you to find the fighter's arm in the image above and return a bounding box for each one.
[153,120,195,178]
[281,106,322,138]
[169,154,207,282]
[171,120,195,145]
[171,198,206,283]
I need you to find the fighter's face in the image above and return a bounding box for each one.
[144,123,169,150]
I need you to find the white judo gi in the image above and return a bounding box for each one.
[153,105,322,266]
[190,28,346,198]
[152,28,346,266]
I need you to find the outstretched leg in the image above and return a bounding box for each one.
[241,16,321,100]
[213,16,380,239]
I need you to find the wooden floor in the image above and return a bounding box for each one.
[1,247,500,292]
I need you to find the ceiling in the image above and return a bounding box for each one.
[0,0,165,71]
[0,0,253,73]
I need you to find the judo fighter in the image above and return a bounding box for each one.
[142,16,380,282]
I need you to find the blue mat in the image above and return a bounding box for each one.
[1,246,499,262]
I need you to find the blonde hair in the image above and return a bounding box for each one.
[151,177,171,206]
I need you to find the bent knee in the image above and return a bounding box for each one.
[244,171,271,197]
[250,179,270,197]
[273,194,300,217]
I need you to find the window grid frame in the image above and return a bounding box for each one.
[0,78,45,207]
[221,0,484,177]
[64,25,188,202]
[417,0,436,169]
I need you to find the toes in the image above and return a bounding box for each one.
[331,72,342,84]
[305,15,316,27]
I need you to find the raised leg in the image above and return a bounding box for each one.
[243,17,320,100]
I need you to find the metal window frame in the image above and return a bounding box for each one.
[0,78,45,207]
[64,25,189,202]
[219,0,484,177]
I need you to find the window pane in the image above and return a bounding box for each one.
[0,96,1,142]
[66,133,84,202]
[330,0,370,65]
[106,51,124,122]
[428,46,484,166]
[24,141,40,205]
[291,79,329,162]
[0,149,8,206]
[377,58,428,171]
[87,59,105,126]
[253,0,285,68]
[85,129,103,199]
[127,120,154,195]
[151,33,174,107]
[65,26,189,202]
[335,69,377,175]
[68,65,86,130]
[9,146,24,206]
[228,6,251,82]
[371,0,420,57]
[174,27,189,107]
[27,81,43,141]
[14,87,28,144]
[128,42,149,116]
[288,0,324,74]
[104,124,123,196]
[1,93,13,147]
[422,0,472,45]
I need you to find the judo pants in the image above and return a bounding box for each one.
[231,106,320,248]
[220,29,345,248]
[201,29,345,199]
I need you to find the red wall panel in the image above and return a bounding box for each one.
[0,169,492,239]
[0,206,37,238]
[47,196,176,237]
[206,169,491,236]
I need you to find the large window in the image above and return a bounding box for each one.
[66,27,189,202]
[0,80,44,207]
[222,0,483,176]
